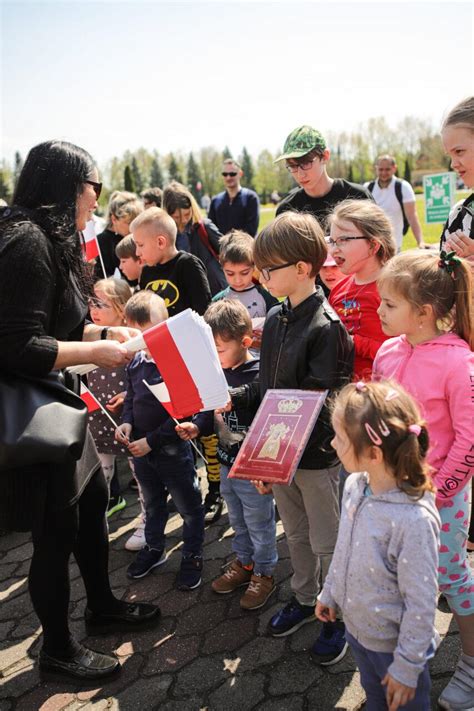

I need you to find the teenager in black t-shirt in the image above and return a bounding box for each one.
[275,125,372,231]
[132,207,211,317]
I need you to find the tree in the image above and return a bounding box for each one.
[199,146,223,197]
[131,156,143,193]
[240,147,255,190]
[254,149,278,204]
[124,165,135,193]
[13,151,23,189]
[150,156,164,188]
[222,146,233,161]
[167,153,182,183]
[403,157,412,184]
[347,163,354,182]
[187,152,201,200]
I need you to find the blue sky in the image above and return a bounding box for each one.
[1,0,472,166]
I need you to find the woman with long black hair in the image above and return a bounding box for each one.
[0,140,160,683]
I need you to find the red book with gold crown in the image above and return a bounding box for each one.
[228,389,328,486]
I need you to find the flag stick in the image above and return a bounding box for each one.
[82,383,121,430]
[142,380,208,465]
[96,239,107,279]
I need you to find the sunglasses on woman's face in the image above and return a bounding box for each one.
[85,180,102,199]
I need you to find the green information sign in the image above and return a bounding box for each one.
[423,172,457,224]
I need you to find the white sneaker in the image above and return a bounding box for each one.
[438,655,474,710]
[125,524,146,551]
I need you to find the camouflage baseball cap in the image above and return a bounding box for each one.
[274,125,327,163]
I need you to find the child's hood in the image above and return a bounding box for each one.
[347,472,439,521]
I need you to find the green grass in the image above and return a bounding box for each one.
[258,192,471,250]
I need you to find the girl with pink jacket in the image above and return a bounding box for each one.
[373,250,474,711]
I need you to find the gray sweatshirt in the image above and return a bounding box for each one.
[319,472,441,688]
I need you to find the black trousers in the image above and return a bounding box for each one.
[29,468,116,656]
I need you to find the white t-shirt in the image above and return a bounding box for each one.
[364,177,415,250]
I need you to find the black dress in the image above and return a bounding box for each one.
[0,216,100,531]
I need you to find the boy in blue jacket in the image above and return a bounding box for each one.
[115,290,204,590]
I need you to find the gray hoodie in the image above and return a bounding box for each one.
[319,472,441,688]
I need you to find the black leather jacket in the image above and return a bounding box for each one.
[232,288,354,470]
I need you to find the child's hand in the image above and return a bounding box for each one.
[106,392,126,413]
[381,674,416,711]
[128,437,151,458]
[251,480,273,495]
[315,601,337,623]
[175,422,200,440]
[251,328,263,350]
[107,325,142,343]
[215,400,232,415]
[115,423,132,445]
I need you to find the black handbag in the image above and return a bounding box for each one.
[0,370,88,472]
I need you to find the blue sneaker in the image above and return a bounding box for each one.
[310,620,348,666]
[268,596,315,637]
[177,554,203,591]
[127,546,167,579]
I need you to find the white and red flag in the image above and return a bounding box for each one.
[80,382,101,412]
[82,220,100,261]
[126,309,229,419]
[79,382,121,432]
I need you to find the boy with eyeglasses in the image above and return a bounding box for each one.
[208,159,260,237]
[229,210,354,665]
[275,126,372,230]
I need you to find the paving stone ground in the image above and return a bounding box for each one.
[0,467,465,711]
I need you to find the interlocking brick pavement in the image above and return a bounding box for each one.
[0,468,464,710]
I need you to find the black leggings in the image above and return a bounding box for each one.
[29,468,116,656]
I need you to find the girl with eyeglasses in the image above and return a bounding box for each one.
[440,96,474,266]
[328,200,396,380]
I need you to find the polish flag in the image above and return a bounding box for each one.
[143,380,179,419]
[142,309,229,418]
[80,382,101,413]
[82,220,100,261]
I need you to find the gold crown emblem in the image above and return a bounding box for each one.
[277,398,303,414]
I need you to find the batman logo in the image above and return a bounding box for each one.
[144,280,179,308]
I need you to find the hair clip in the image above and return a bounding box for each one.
[355,381,366,391]
[438,250,460,275]
[385,388,399,401]
[365,419,390,445]
[408,424,422,437]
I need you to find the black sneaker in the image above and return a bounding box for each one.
[107,495,126,518]
[126,546,167,579]
[204,492,223,524]
[310,620,348,666]
[177,554,203,590]
[267,596,315,637]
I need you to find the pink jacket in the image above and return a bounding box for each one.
[373,333,474,502]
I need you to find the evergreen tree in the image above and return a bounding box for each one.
[150,157,164,188]
[168,153,182,183]
[403,157,412,184]
[13,151,23,189]
[124,165,136,193]
[222,146,233,161]
[347,163,354,182]
[240,147,255,190]
[131,156,143,193]
[187,152,201,200]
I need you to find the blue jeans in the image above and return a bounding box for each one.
[133,442,204,556]
[220,464,277,576]
[346,631,431,711]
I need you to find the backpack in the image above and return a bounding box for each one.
[368,178,410,235]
